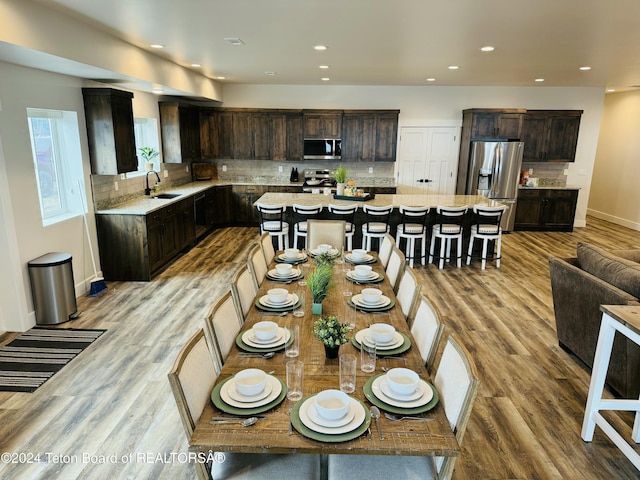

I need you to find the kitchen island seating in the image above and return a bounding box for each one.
[385,245,406,293]
[327,332,479,480]
[259,232,276,266]
[292,204,323,250]
[168,329,322,480]
[306,219,346,252]
[396,266,421,320]
[247,244,268,287]
[327,203,358,251]
[396,205,430,267]
[466,204,507,270]
[256,203,289,250]
[361,204,393,251]
[410,294,446,374]
[429,205,469,269]
[203,290,242,363]
[231,265,259,321]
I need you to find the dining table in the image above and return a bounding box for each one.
[189,248,460,460]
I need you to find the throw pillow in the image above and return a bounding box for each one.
[577,242,640,299]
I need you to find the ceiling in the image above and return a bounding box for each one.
[14,0,640,92]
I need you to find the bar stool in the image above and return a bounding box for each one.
[256,203,289,250]
[292,204,323,250]
[396,205,430,267]
[328,203,358,251]
[466,204,507,269]
[428,205,468,269]
[361,204,393,251]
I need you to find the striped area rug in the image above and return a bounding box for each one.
[0,327,105,392]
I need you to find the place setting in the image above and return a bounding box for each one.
[211,367,288,416]
[345,264,384,285]
[236,320,294,353]
[308,243,340,258]
[265,263,303,283]
[254,288,302,312]
[351,322,411,357]
[347,287,395,312]
[364,367,439,415]
[275,248,308,265]
[344,249,376,265]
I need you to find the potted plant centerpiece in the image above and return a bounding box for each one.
[307,263,333,314]
[313,315,351,359]
[139,146,159,171]
[334,165,347,196]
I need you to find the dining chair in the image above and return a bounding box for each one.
[259,232,276,266]
[396,205,430,267]
[428,205,468,269]
[256,203,289,250]
[231,265,259,321]
[247,244,268,287]
[378,232,395,269]
[203,290,242,362]
[292,204,323,250]
[361,204,393,251]
[327,333,479,480]
[385,245,406,293]
[306,219,346,252]
[466,204,508,269]
[409,293,445,374]
[168,329,323,480]
[395,266,421,320]
[327,203,358,251]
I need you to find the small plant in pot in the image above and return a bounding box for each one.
[139,146,159,171]
[307,263,333,314]
[334,165,347,195]
[313,315,351,359]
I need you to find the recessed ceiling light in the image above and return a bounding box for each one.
[191,63,201,67]
[579,66,592,71]
[535,78,545,82]
[426,78,436,82]
[607,89,616,92]
[150,44,165,49]
[314,45,328,51]
[448,65,459,70]
[265,71,277,76]
[321,77,330,81]
[480,46,495,52]
[224,37,245,46]
[319,65,330,69]
[215,76,226,80]
[152,88,164,94]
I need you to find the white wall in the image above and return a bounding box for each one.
[222,84,605,227]
[588,90,640,231]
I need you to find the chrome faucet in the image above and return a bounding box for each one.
[145,170,161,195]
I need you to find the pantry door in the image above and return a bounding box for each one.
[396,126,459,195]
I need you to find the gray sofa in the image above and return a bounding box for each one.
[549,242,640,398]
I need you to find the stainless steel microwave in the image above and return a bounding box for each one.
[303,139,342,160]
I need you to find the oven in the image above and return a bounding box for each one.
[302,169,337,193]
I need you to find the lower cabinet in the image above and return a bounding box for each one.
[514,188,578,231]
[232,185,303,226]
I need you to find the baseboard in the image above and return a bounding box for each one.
[587,209,640,232]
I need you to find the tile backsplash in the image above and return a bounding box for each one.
[521,162,568,187]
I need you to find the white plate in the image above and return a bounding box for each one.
[346,253,374,263]
[267,268,300,279]
[379,376,424,402]
[278,253,306,262]
[259,293,298,308]
[242,327,291,348]
[310,248,339,257]
[220,375,283,408]
[347,270,378,281]
[355,329,404,350]
[371,376,434,408]
[307,401,356,428]
[247,329,284,345]
[351,294,391,309]
[226,380,274,403]
[299,396,365,434]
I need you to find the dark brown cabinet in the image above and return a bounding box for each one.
[303,111,343,138]
[159,103,201,163]
[232,112,271,160]
[342,111,399,162]
[467,110,524,139]
[232,185,267,225]
[521,110,582,162]
[82,88,137,174]
[514,188,579,231]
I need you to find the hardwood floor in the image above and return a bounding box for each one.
[0,217,639,479]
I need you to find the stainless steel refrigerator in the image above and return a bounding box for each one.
[465,141,524,231]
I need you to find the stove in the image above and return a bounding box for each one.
[302,170,337,193]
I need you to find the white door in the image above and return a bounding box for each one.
[397,126,459,194]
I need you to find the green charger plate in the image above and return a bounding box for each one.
[291,394,371,443]
[255,297,302,312]
[345,272,384,285]
[363,373,439,415]
[211,375,287,416]
[351,332,411,356]
[347,296,395,312]
[235,329,294,353]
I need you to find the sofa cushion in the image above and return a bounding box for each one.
[577,242,640,299]
[611,249,640,264]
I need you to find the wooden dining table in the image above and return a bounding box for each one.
[189,252,459,459]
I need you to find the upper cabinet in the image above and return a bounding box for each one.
[342,110,399,162]
[521,110,582,162]
[463,108,526,140]
[159,102,201,163]
[82,88,137,174]
[303,110,343,138]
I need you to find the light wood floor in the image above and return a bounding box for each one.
[1,217,640,479]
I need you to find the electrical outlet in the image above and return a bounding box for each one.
[114,181,118,191]
[563,169,569,176]
[529,168,533,175]
[120,173,126,180]
[368,167,373,174]
[163,170,168,178]
[222,164,227,172]
[278,165,283,173]
[185,165,189,173]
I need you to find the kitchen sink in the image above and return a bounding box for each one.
[152,193,181,199]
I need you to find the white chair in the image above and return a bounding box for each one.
[385,245,406,293]
[168,329,322,480]
[231,265,258,321]
[256,203,289,250]
[203,290,242,362]
[247,244,268,287]
[466,204,507,269]
[395,267,421,320]
[428,205,468,269]
[396,206,430,267]
[328,203,358,251]
[361,204,393,251]
[327,333,479,480]
[306,219,346,252]
[378,232,395,269]
[410,293,445,374]
[292,204,323,250]
[260,232,275,266]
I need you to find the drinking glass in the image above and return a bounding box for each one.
[361,335,376,373]
[285,324,300,358]
[297,252,308,287]
[286,360,304,401]
[293,291,305,318]
[339,354,357,393]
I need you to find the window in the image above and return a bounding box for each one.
[27,108,84,225]
[133,117,161,174]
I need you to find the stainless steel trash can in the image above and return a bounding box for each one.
[28,252,78,325]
